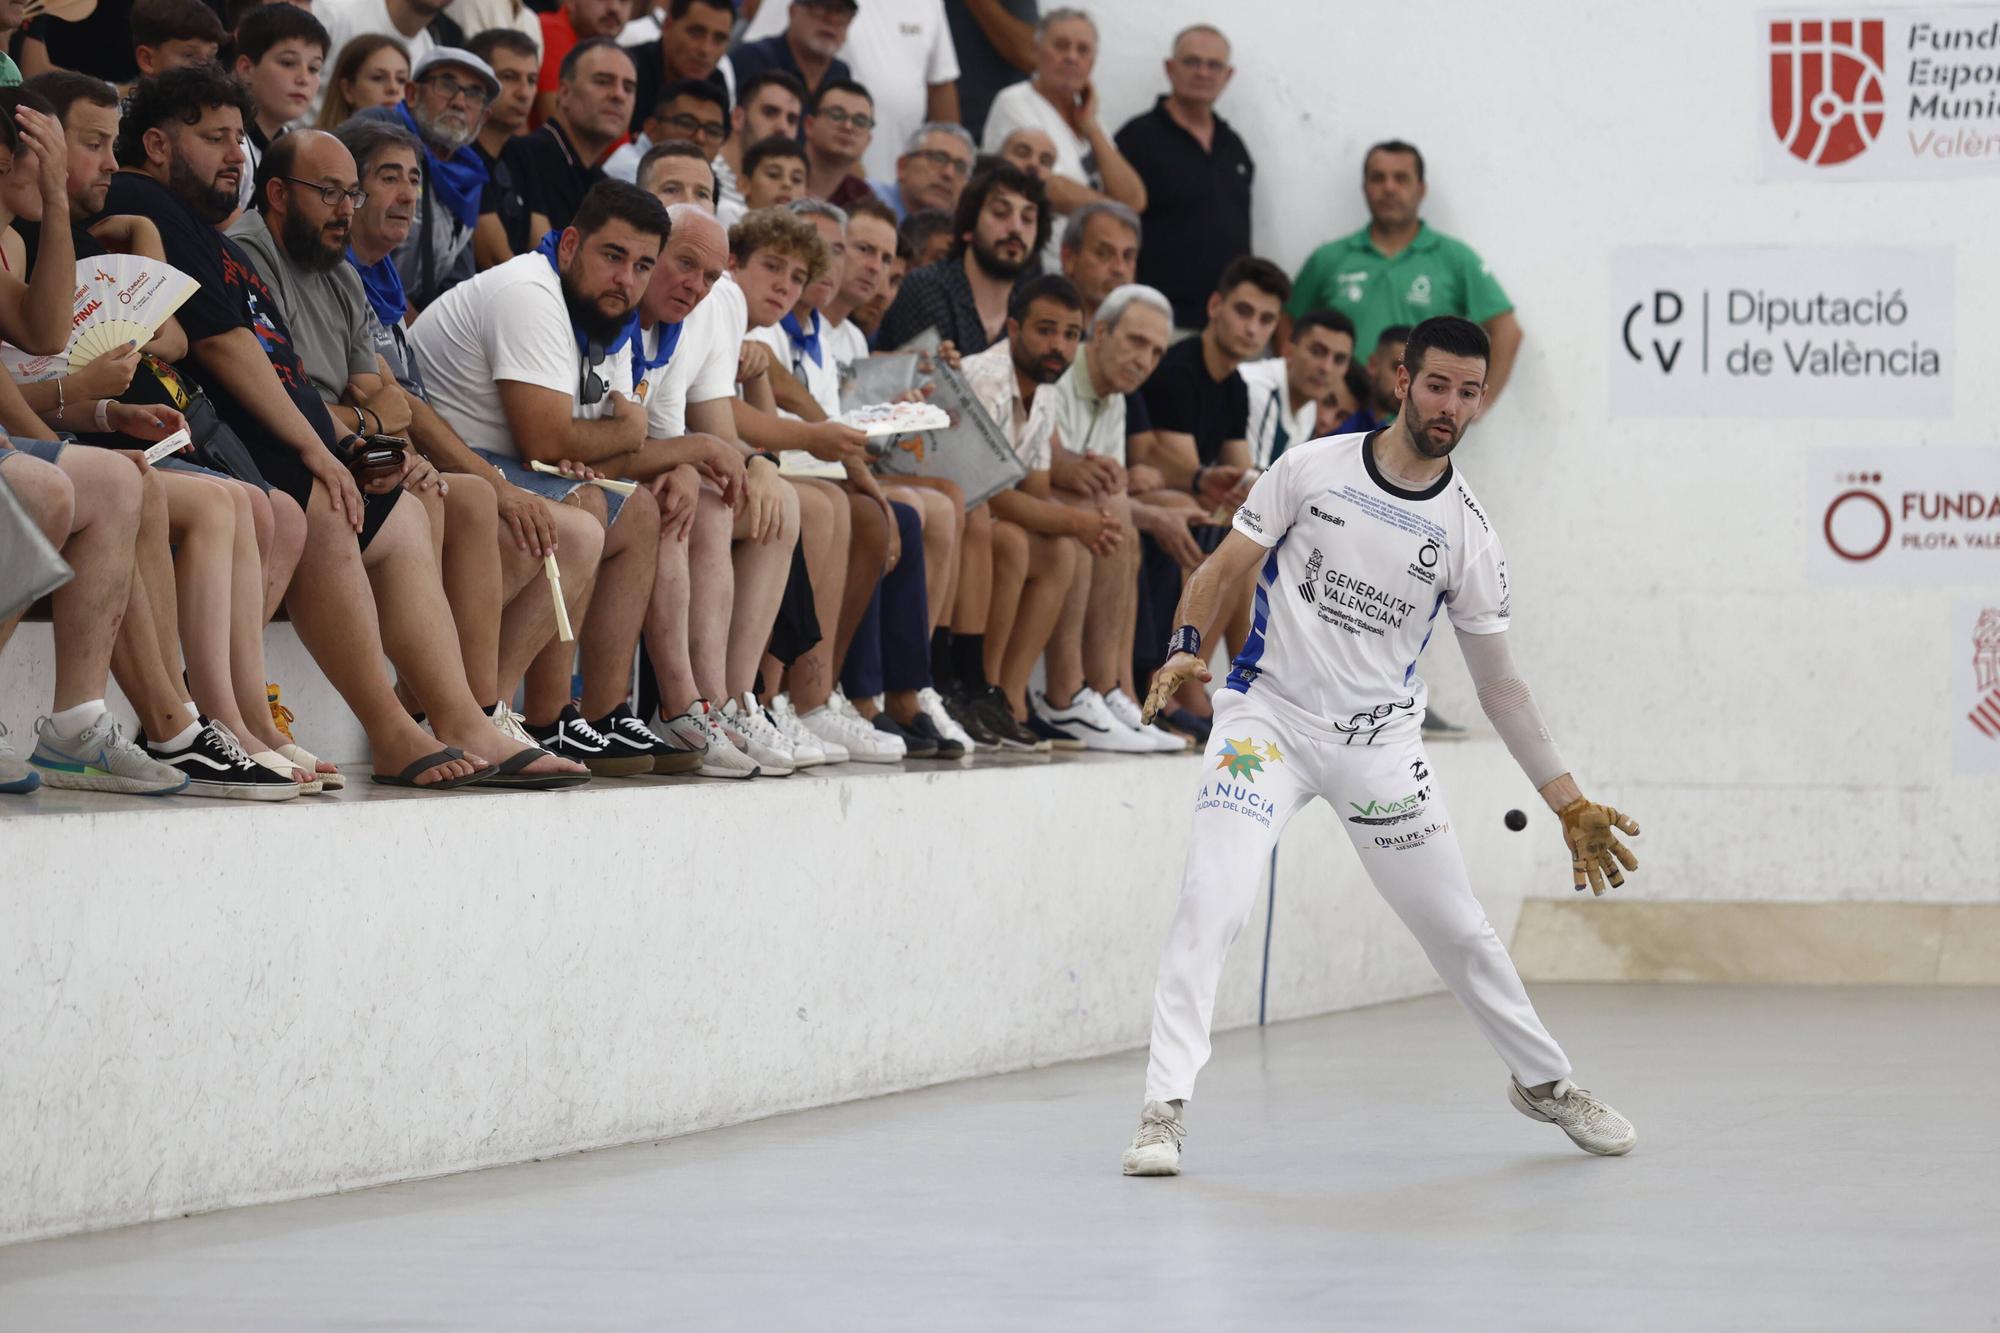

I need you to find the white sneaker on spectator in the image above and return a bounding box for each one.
[801,690,903,763]
[1103,687,1191,752]
[489,701,537,747]
[767,693,832,767]
[918,686,978,753]
[31,710,188,796]
[1034,686,1156,753]
[720,694,796,776]
[837,688,906,758]
[658,700,757,780]
[0,720,39,794]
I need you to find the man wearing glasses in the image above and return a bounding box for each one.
[603,77,727,185]
[801,78,876,207]
[353,47,502,311]
[865,121,972,223]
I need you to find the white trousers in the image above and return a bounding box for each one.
[1144,689,1573,1104]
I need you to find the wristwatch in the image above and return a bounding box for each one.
[749,450,780,467]
[1168,625,1201,658]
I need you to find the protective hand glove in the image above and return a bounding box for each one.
[1141,651,1210,725]
[1557,798,1640,896]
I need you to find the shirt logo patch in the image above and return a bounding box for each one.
[1407,274,1433,306]
[1408,539,1440,585]
[1308,504,1345,526]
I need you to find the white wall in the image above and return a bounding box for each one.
[1083,0,2000,903]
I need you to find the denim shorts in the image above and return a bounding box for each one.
[473,448,628,525]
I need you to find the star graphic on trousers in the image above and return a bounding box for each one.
[1262,740,1283,764]
[1216,737,1271,782]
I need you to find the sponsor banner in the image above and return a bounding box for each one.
[1952,599,2000,773]
[1611,246,1952,418]
[1760,9,2000,179]
[1808,446,2000,582]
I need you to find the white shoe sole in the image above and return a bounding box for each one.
[699,761,760,779]
[181,779,302,801]
[34,768,188,796]
[1508,1081,1637,1156]
[1121,1146,1180,1176]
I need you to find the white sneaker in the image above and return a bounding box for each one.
[837,688,905,757]
[720,694,796,776]
[768,693,832,767]
[489,701,537,747]
[1034,686,1155,753]
[1508,1077,1637,1156]
[658,700,757,779]
[31,711,189,796]
[801,690,903,763]
[1121,1100,1185,1177]
[1103,687,1190,752]
[918,686,978,753]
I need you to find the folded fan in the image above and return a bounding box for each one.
[0,256,203,382]
[839,400,951,438]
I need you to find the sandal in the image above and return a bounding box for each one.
[369,746,493,790]
[472,745,592,791]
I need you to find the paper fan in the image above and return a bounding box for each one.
[64,256,200,371]
[839,400,951,438]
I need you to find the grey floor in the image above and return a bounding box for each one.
[3,985,1996,1331]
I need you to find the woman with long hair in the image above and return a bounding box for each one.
[317,33,409,130]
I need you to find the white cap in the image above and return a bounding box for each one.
[410,47,501,102]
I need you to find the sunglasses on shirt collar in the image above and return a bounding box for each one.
[580,340,608,406]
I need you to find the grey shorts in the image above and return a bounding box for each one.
[473,448,628,525]
[3,437,66,464]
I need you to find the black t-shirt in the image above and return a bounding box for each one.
[1139,335,1248,467]
[944,0,1035,141]
[26,0,137,84]
[476,137,532,258]
[102,171,339,454]
[502,120,601,233]
[1114,99,1255,330]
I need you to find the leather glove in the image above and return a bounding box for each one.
[1557,797,1640,896]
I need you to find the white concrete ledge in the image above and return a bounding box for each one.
[0,741,1546,1245]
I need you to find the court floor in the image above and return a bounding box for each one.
[2,983,1995,1330]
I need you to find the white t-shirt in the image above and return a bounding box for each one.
[738,0,959,181]
[641,272,744,440]
[1237,357,1320,471]
[1224,431,1510,741]
[407,252,626,458]
[748,308,844,478]
[824,316,869,369]
[448,0,542,51]
[312,0,436,122]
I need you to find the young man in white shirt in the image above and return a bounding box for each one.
[1237,307,1355,469]
[1121,316,1642,1177]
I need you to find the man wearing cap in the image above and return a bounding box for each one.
[354,46,500,311]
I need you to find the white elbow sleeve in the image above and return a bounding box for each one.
[1456,629,1568,789]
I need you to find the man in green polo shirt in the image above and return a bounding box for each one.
[1286,139,1523,406]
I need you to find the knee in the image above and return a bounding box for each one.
[268,489,304,544]
[550,501,604,570]
[570,482,610,530]
[618,483,660,534]
[920,489,956,537]
[415,483,446,537]
[185,476,234,535]
[991,519,1027,575]
[774,478,802,542]
[8,456,75,543]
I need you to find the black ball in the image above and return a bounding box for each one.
[1504,809,1528,831]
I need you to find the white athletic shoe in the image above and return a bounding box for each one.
[720,695,796,776]
[1121,1100,1185,1176]
[801,690,903,763]
[1508,1077,1637,1156]
[31,712,189,796]
[489,701,538,747]
[1103,687,1190,752]
[1034,686,1156,753]
[918,686,978,753]
[765,694,830,768]
[658,700,756,779]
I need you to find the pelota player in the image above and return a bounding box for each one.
[1122,315,1641,1176]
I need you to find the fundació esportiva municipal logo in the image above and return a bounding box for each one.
[1769,18,1887,166]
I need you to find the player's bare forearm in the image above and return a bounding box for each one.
[1171,529,1269,645]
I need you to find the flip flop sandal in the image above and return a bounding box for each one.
[369,746,493,789]
[472,745,593,791]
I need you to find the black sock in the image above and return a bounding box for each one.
[930,628,956,691]
[953,633,989,693]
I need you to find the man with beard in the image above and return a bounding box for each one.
[233,126,622,775]
[505,37,636,237]
[354,47,499,310]
[1238,308,1355,470]
[109,65,582,789]
[875,161,1045,354]
[407,180,694,775]
[1121,316,1642,1177]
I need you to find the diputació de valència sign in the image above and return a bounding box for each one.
[1609,245,1952,418]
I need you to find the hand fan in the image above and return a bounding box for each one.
[839,400,951,437]
[67,256,201,370]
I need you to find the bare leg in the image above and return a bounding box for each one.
[0,454,72,653]
[496,500,601,702]
[721,481,796,702]
[1043,496,1095,708]
[577,485,661,720]
[165,472,263,740]
[261,488,306,622]
[49,448,140,711]
[954,502,996,634]
[782,478,850,712]
[887,478,963,632]
[211,482,295,754]
[1083,494,1138,697]
[981,517,1028,680]
[995,531,1077,719]
[437,475,504,706]
[522,487,609,724]
[108,478,194,743]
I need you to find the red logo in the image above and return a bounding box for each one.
[1823,471,1890,561]
[1769,19,1886,166]
[1969,609,2000,740]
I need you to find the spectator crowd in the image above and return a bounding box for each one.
[0,0,1522,800]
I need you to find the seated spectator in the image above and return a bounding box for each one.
[1036,280,1187,750]
[1341,323,1409,432]
[979,9,1142,262]
[712,68,803,224]
[802,77,877,207]
[503,37,635,234]
[944,0,1035,142]
[623,0,732,137]
[312,0,446,124]
[231,3,331,210]
[1056,197,1136,322]
[866,120,972,222]
[1237,307,1355,468]
[408,180,691,775]
[876,160,1045,352]
[632,135,715,207]
[129,0,225,83]
[1286,139,1522,405]
[849,226,907,343]
[352,46,498,309]
[317,34,411,130]
[532,0,626,126]
[112,65,572,789]
[727,0,853,105]
[898,204,950,268]
[604,76,725,184]
[739,132,807,211]
[466,27,537,267]
[1114,24,1252,332]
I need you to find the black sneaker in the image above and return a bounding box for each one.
[974,686,1050,753]
[591,702,703,775]
[874,711,939,759]
[942,687,1001,748]
[1161,706,1213,747]
[902,710,965,760]
[528,704,653,777]
[144,719,300,801]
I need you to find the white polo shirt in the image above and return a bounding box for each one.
[407,252,628,459]
[1237,357,1320,470]
[1225,430,1510,742]
[1040,351,1127,464]
[639,272,745,441]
